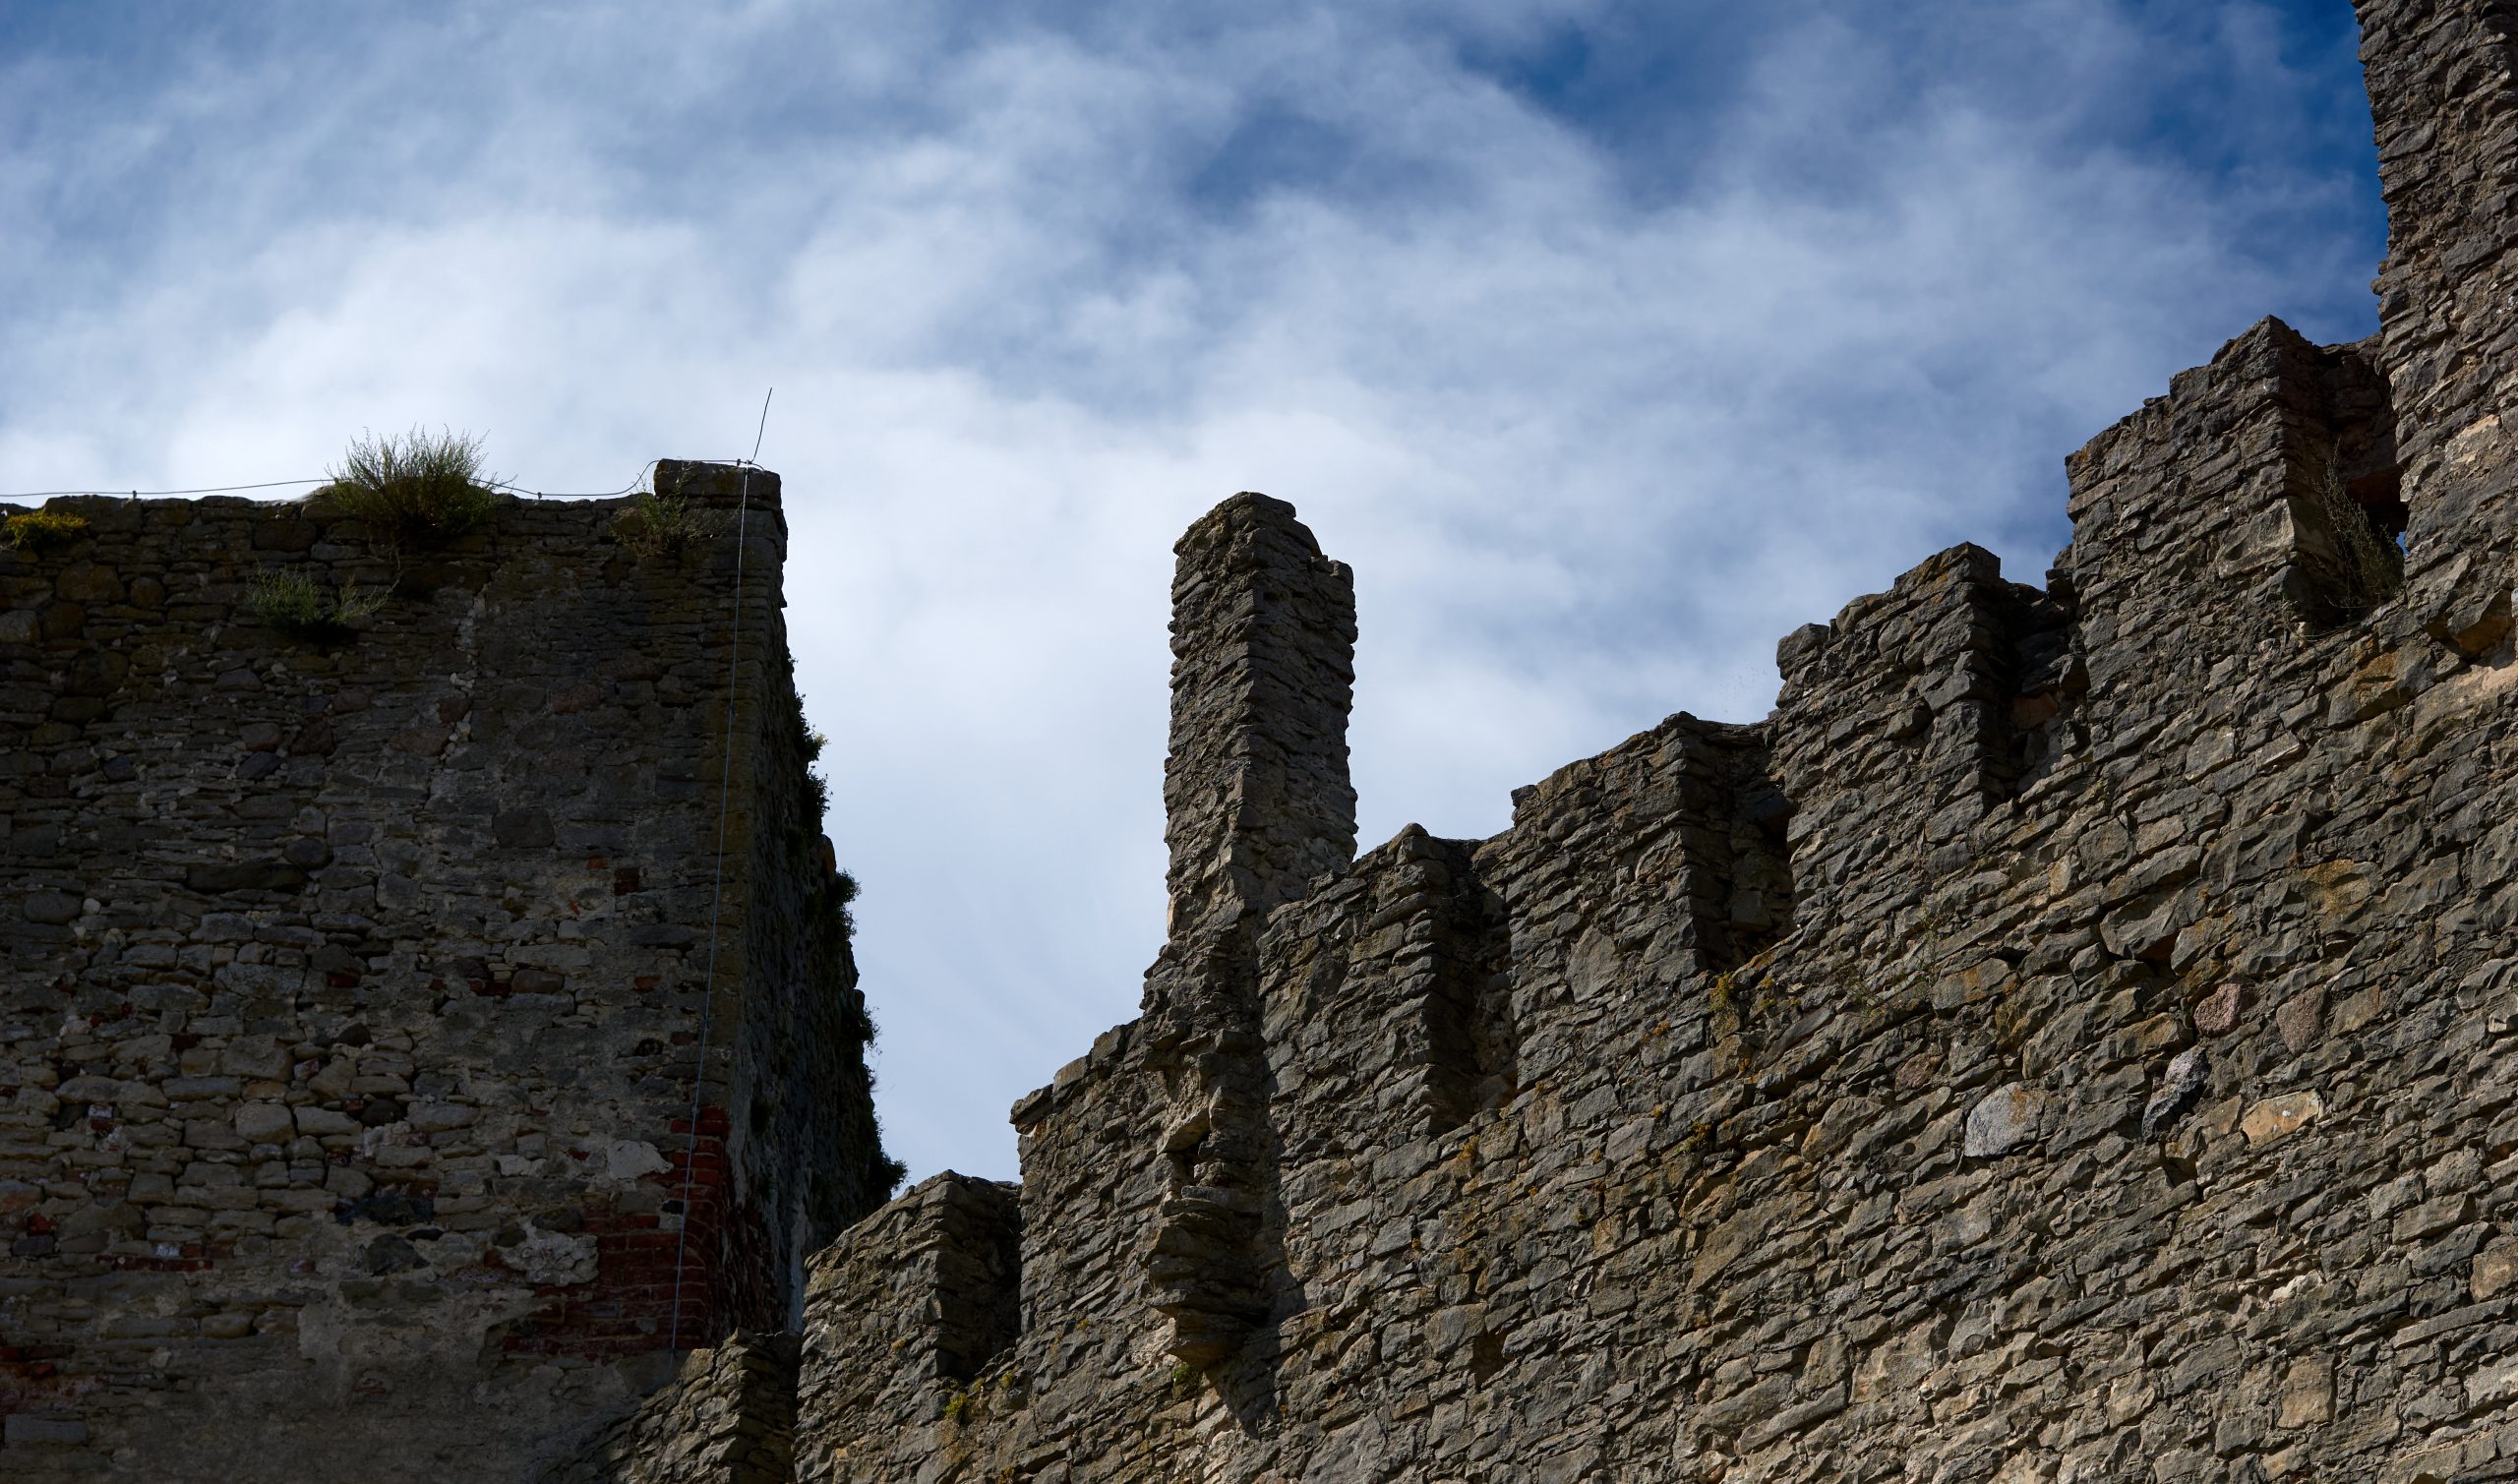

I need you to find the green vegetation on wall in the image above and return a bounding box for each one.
[317,427,500,551]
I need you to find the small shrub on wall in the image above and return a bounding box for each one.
[3,509,90,552]
[317,427,500,550]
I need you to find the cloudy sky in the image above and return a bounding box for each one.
[2,0,2385,1182]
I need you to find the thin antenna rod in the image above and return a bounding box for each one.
[749,388,774,465]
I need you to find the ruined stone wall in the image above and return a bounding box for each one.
[792,1172,1020,1483]
[0,462,890,1481]
[545,1332,800,1484]
[779,2,2518,1480]
[2358,0,2518,659]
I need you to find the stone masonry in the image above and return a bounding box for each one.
[763,2,2518,1480]
[16,0,2518,1478]
[0,462,895,1481]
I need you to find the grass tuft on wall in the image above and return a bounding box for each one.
[318,428,500,550]
[249,570,386,642]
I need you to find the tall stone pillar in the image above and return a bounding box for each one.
[1161,492,1358,942]
[2356,0,2518,654]
[1142,492,1355,1367]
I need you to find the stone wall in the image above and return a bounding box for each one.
[0,462,892,1481]
[2358,0,2518,660]
[783,2,2518,1480]
[542,1333,800,1484]
[791,1173,1020,1482]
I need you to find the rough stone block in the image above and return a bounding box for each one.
[2240,1092,2325,1147]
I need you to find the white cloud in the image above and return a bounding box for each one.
[0,0,2382,1179]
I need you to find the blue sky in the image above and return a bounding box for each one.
[1,0,2385,1182]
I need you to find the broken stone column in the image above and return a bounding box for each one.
[1160,492,1358,942]
[1143,492,1355,1368]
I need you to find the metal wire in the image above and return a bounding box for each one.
[1,479,329,499]
[667,391,772,1361]
[0,456,762,505]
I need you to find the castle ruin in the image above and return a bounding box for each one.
[10,0,2518,1478]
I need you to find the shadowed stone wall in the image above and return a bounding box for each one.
[545,1332,801,1484]
[0,462,892,1481]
